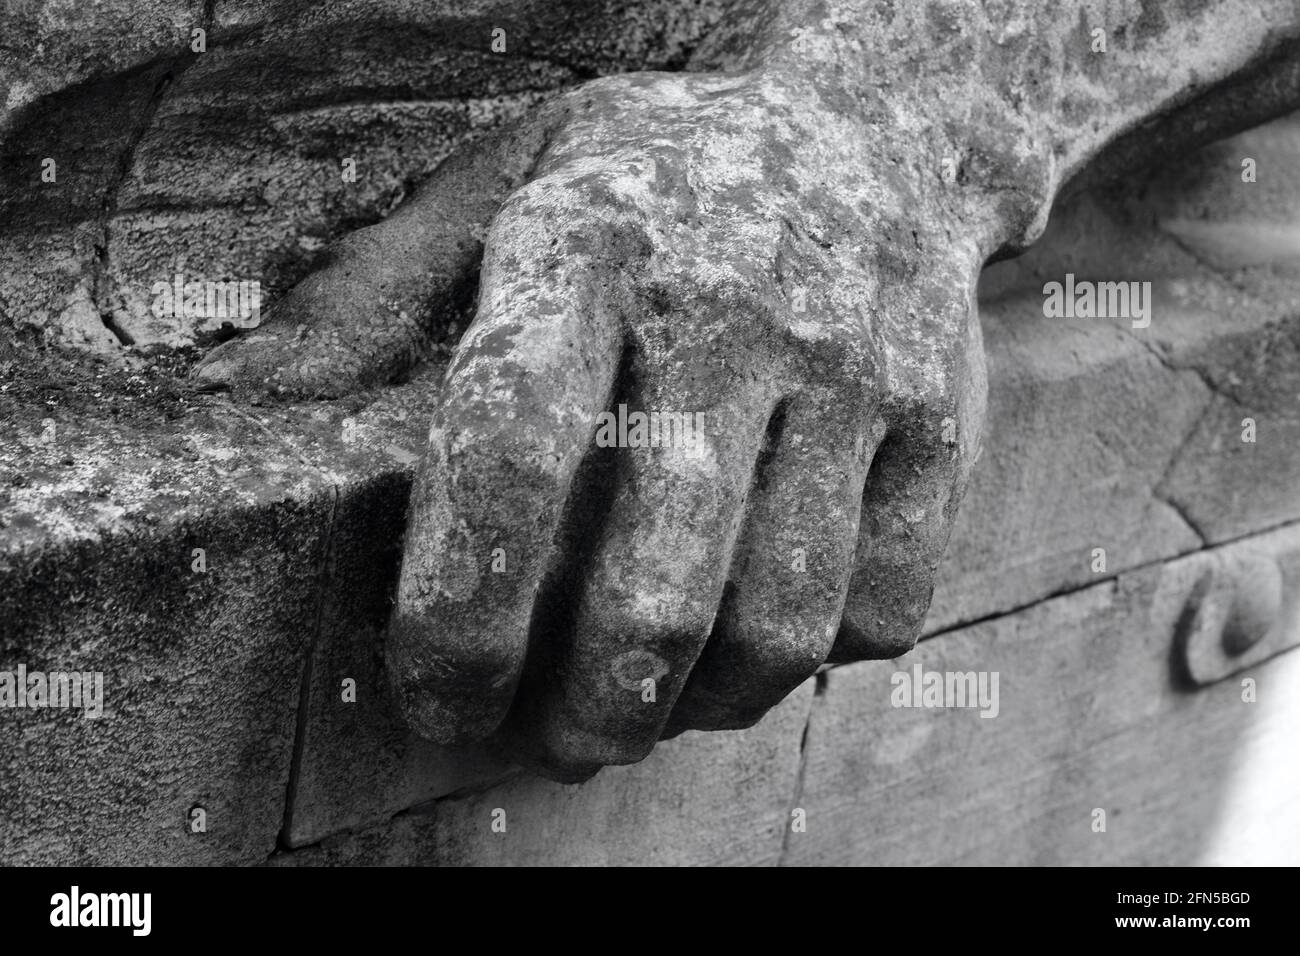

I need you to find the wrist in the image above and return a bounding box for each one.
[744,0,1300,256]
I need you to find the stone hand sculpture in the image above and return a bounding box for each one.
[192,1,1300,780]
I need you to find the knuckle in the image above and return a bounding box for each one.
[598,598,715,653]
[492,169,655,271]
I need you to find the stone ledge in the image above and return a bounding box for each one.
[272,521,1300,866]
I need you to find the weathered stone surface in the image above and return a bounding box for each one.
[0,0,726,351]
[277,680,812,866]
[4,0,1300,858]
[182,0,1300,777]
[6,101,1300,860]
[0,1,203,126]
[284,466,511,848]
[927,289,1206,631]
[0,350,450,864]
[0,480,329,865]
[931,112,1300,630]
[284,128,1300,840]
[786,523,1300,866]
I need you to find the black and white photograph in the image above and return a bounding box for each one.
[1,0,1297,896]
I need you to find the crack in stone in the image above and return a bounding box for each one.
[1159,222,1265,305]
[1154,489,1208,546]
[210,399,351,859]
[915,511,1300,652]
[267,767,526,861]
[90,2,218,345]
[1147,398,1211,548]
[778,671,823,866]
[1129,328,1239,406]
[277,480,339,853]
[1119,328,1227,547]
[265,495,1300,861]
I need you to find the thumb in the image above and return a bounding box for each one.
[191,118,552,399]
